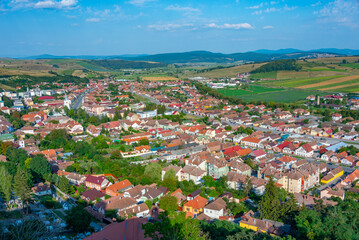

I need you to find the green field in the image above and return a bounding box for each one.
[75,61,112,72]
[341,63,359,69]
[218,85,284,97]
[307,68,347,72]
[249,71,277,80]
[309,78,359,90]
[260,75,344,88]
[239,89,330,103]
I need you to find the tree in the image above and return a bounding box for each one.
[14,167,31,213]
[65,205,92,233]
[138,138,150,146]
[58,176,71,194]
[159,195,178,213]
[295,209,323,240]
[242,176,252,197]
[5,219,53,240]
[144,162,162,182]
[30,154,51,181]
[258,177,281,221]
[143,212,207,240]
[161,168,177,191]
[0,166,12,203]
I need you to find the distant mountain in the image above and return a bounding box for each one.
[18,48,359,64]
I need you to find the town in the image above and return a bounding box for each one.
[0,74,358,240]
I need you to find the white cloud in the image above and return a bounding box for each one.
[128,0,156,7]
[248,3,263,9]
[311,1,321,7]
[165,4,200,13]
[207,23,254,30]
[254,4,297,14]
[263,25,274,29]
[86,18,100,22]
[317,0,359,26]
[148,23,194,31]
[253,10,263,15]
[9,0,78,9]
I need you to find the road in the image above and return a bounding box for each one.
[71,89,92,109]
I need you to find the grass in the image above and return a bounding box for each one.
[341,63,359,69]
[39,195,62,209]
[249,71,277,80]
[0,210,22,219]
[238,89,331,103]
[261,75,344,88]
[218,85,284,97]
[53,210,66,220]
[75,61,111,72]
[308,68,348,72]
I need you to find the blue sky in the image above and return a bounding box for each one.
[1,0,358,57]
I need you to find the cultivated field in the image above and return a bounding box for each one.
[298,75,359,89]
[142,76,178,81]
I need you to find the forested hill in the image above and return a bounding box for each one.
[251,59,302,73]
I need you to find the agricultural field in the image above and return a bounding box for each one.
[182,62,266,78]
[142,76,178,81]
[218,85,284,97]
[249,71,277,80]
[298,75,359,89]
[218,85,330,103]
[239,89,331,103]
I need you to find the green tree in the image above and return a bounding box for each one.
[161,168,177,191]
[65,205,92,233]
[143,212,207,240]
[58,176,71,194]
[242,176,252,197]
[0,166,12,202]
[159,195,178,213]
[30,154,51,181]
[258,177,281,221]
[144,162,162,182]
[295,209,323,240]
[14,167,31,213]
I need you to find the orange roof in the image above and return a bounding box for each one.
[183,196,208,210]
[106,179,133,193]
[237,148,252,156]
[134,145,150,151]
[171,188,183,195]
[241,136,260,143]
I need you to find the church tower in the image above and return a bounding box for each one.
[64,93,71,109]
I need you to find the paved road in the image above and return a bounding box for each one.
[71,88,93,109]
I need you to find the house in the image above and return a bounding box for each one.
[123,185,146,199]
[134,145,150,154]
[203,197,226,219]
[239,210,287,236]
[321,167,344,184]
[295,143,314,158]
[31,183,51,196]
[251,149,266,161]
[66,173,86,186]
[106,179,134,197]
[84,217,150,240]
[171,188,186,204]
[180,165,206,184]
[293,193,337,208]
[342,169,359,186]
[138,188,164,202]
[41,149,57,161]
[187,189,201,201]
[332,113,342,121]
[85,175,112,191]
[183,195,208,215]
[229,160,251,176]
[241,136,260,148]
[86,125,101,137]
[118,203,149,218]
[81,189,105,203]
[94,196,137,215]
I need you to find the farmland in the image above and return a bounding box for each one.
[218,85,330,103]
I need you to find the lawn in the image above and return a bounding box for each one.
[218,85,285,97]
[39,195,62,209]
[249,71,277,80]
[109,144,133,152]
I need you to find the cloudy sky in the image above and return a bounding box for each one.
[1,0,358,57]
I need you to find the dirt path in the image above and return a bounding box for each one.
[298,75,359,89]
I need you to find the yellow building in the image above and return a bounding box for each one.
[321,166,344,184]
[183,196,207,214]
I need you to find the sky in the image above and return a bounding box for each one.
[0,0,359,57]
